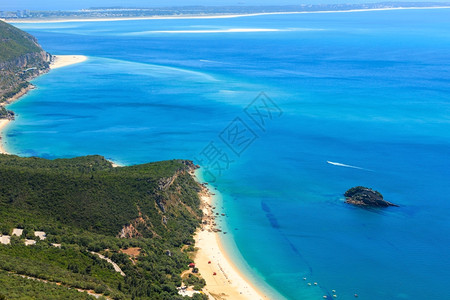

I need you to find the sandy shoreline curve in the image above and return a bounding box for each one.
[0,85,33,154]
[190,170,269,300]
[5,6,450,24]
[0,54,88,154]
[0,86,31,154]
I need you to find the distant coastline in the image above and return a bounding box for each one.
[0,55,87,155]
[5,6,450,24]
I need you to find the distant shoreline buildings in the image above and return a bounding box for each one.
[2,2,450,20]
[0,10,31,19]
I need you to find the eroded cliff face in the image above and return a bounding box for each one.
[0,51,51,104]
[0,21,51,104]
[0,50,51,70]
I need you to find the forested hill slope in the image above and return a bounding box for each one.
[0,20,51,104]
[0,155,206,299]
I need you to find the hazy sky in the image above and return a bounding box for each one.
[1,0,449,10]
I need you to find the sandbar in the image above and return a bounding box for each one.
[50,55,88,69]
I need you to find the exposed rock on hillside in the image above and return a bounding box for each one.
[0,20,51,105]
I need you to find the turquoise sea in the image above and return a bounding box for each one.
[6,9,450,299]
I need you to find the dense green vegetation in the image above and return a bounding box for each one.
[0,21,42,63]
[0,270,96,299]
[0,155,206,299]
[0,106,10,118]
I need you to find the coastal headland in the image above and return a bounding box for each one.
[0,26,268,298]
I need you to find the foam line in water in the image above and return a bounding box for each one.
[93,57,218,82]
[124,28,324,35]
[126,28,284,35]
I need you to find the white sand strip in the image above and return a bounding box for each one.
[50,55,88,69]
[0,119,10,154]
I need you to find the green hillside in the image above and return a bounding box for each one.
[0,21,42,63]
[0,155,206,299]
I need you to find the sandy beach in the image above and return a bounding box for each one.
[50,55,88,69]
[191,172,268,300]
[0,119,10,154]
[6,6,450,24]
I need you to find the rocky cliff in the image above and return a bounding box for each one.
[0,20,51,106]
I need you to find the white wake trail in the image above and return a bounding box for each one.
[327,161,373,171]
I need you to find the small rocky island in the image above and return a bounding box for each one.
[344,186,399,207]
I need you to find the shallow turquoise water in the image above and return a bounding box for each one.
[6,9,450,299]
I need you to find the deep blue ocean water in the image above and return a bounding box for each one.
[6,9,450,299]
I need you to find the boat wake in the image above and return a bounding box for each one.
[327,161,373,171]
